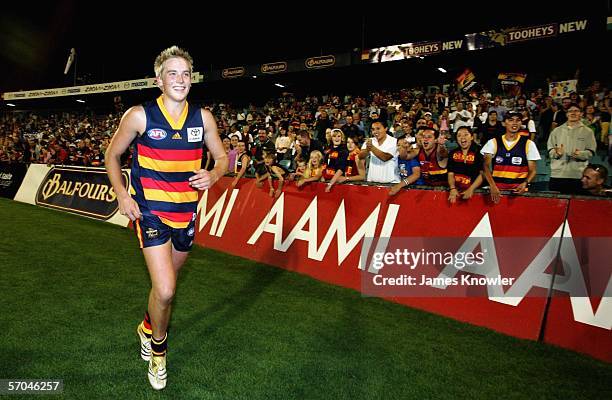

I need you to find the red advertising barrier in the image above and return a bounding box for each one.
[195,177,611,362]
[542,199,612,361]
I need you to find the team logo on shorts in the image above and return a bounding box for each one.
[511,156,523,165]
[145,228,159,239]
[187,127,203,142]
[147,129,167,141]
[187,227,195,237]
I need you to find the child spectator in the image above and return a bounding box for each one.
[322,129,349,192]
[230,140,251,188]
[262,153,288,198]
[388,136,422,196]
[296,150,324,188]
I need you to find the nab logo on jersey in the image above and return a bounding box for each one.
[147,129,167,141]
[188,127,203,142]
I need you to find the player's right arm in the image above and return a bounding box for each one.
[105,106,146,221]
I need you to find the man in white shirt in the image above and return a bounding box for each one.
[449,102,474,133]
[359,120,399,183]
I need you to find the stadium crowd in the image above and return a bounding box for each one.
[1,79,611,199]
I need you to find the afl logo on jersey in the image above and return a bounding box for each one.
[147,129,167,140]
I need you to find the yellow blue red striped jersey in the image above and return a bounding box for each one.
[491,135,530,190]
[130,96,204,228]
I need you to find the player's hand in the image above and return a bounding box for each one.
[274,189,282,198]
[554,144,564,157]
[325,183,333,193]
[296,179,304,188]
[189,169,218,190]
[365,139,373,151]
[448,188,458,203]
[269,187,275,197]
[118,193,142,221]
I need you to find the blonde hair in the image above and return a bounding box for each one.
[154,45,194,78]
[330,128,345,143]
[304,150,323,178]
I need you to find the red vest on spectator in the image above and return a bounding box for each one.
[417,144,448,186]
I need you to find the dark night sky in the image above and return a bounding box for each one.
[1,2,609,95]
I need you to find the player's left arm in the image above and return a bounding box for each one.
[189,109,228,190]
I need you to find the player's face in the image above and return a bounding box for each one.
[158,57,191,102]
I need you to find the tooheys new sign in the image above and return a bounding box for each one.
[35,166,128,220]
[194,177,612,362]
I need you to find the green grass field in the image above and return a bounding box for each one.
[1,197,611,399]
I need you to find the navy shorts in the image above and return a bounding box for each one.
[133,212,196,252]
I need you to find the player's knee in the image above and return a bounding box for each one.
[154,284,175,305]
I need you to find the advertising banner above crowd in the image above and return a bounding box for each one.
[362,19,589,63]
[216,53,351,80]
[2,73,204,101]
